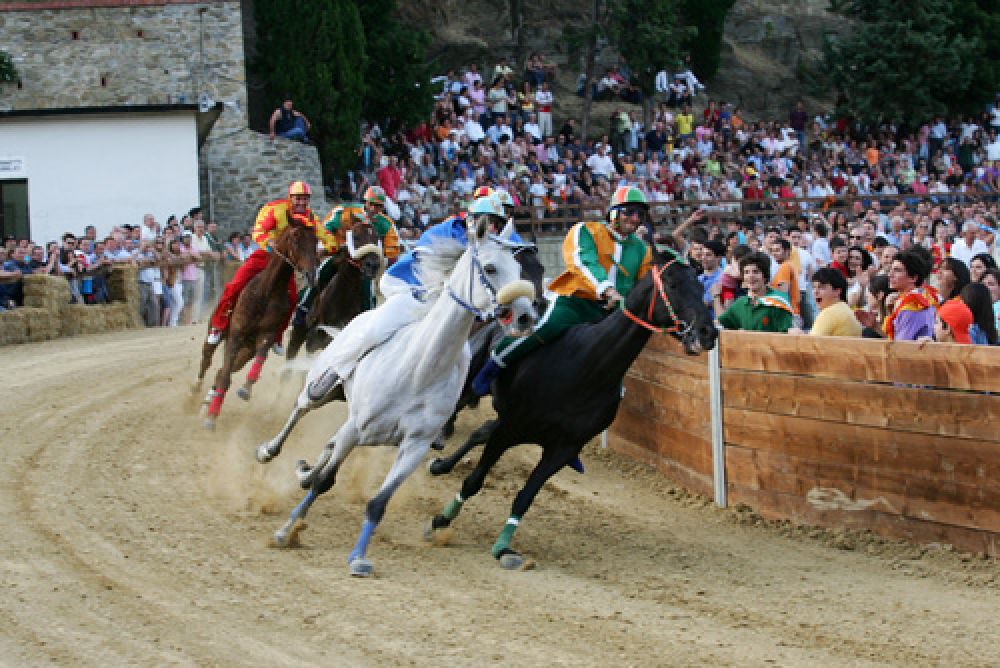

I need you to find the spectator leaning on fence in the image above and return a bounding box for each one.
[807,267,862,337]
[883,246,939,341]
[717,251,794,333]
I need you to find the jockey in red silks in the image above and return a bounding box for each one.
[206,181,338,347]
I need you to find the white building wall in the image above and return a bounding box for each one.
[0,112,199,243]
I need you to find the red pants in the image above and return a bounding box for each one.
[210,249,297,340]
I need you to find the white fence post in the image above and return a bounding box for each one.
[709,343,727,508]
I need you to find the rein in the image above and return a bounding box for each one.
[620,256,693,336]
[270,237,313,286]
[448,240,502,322]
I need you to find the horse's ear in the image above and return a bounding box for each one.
[499,219,515,240]
[469,214,488,243]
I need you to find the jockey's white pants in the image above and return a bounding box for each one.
[322,288,428,379]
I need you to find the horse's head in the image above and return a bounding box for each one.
[346,222,383,279]
[625,246,718,355]
[513,243,548,313]
[274,216,320,289]
[453,213,537,338]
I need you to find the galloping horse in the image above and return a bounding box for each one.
[426,246,718,569]
[286,222,383,360]
[259,218,537,577]
[197,220,318,430]
[436,242,547,446]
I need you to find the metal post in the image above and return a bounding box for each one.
[709,343,726,507]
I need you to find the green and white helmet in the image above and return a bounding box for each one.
[609,185,648,210]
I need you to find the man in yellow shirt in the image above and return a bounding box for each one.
[809,267,862,337]
[676,105,694,140]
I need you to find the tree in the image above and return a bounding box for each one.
[0,50,18,84]
[946,0,1000,115]
[252,0,367,179]
[355,0,434,135]
[823,0,976,125]
[608,0,691,124]
[678,0,736,81]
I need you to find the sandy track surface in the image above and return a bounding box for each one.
[2,326,999,666]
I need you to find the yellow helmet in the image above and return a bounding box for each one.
[288,181,312,197]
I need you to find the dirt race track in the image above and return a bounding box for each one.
[3,326,1000,666]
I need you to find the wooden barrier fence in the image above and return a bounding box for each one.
[608,330,1000,557]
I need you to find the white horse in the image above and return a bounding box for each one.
[260,217,537,577]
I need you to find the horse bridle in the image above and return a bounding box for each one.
[620,256,694,337]
[448,238,506,322]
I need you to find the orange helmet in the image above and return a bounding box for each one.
[363,185,387,205]
[288,181,312,197]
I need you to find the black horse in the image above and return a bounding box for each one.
[425,246,717,568]
[286,224,383,360]
[436,243,547,445]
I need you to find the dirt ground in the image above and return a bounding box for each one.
[2,326,1000,666]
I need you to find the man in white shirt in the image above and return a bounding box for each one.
[463,110,485,144]
[951,221,990,266]
[523,113,542,142]
[535,82,554,138]
[140,213,159,242]
[586,144,616,180]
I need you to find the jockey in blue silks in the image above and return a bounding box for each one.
[378,189,525,299]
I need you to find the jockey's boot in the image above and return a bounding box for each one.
[306,368,344,403]
[471,358,502,397]
[206,328,223,345]
[292,304,309,328]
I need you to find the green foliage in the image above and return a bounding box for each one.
[0,50,18,83]
[946,0,1000,114]
[608,0,691,98]
[823,0,980,124]
[679,0,736,79]
[252,0,366,177]
[355,0,434,135]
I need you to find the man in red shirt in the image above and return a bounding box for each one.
[376,156,402,200]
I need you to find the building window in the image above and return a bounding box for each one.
[0,180,30,242]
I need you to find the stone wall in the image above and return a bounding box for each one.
[0,267,142,345]
[200,129,330,232]
[0,0,327,236]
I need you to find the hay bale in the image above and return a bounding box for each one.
[79,306,106,334]
[22,307,58,342]
[0,310,28,345]
[23,275,69,309]
[60,304,88,337]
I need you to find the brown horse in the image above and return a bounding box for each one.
[286,221,383,360]
[198,220,319,430]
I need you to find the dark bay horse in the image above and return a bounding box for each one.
[286,222,383,360]
[198,220,319,430]
[425,247,717,568]
[435,242,547,447]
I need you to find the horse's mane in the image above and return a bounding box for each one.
[414,236,467,290]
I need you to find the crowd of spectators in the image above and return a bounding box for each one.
[5,51,1000,350]
[0,208,256,329]
[345,55,1000,242]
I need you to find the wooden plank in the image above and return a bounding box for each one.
[723,369,1000,443]
[607,433,714,498]
[724,408,1000,486]
[728,486,1000,557]
[719,330,1000,393]
[611,403,712,475]
[646,333,712,361]
[622,377,710,439]
[725,445,1000,532]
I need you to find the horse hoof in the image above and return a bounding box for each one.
[430,440,445,451]
[268,520,306,548]
[237,386,252,401]
[203,417,217,431]
[349,558,375,577]
[427,458,451,476]
[499,552,524,570]
[256,443,276,464]
[424,522,454,546]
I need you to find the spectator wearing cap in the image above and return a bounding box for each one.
[808,267,861,337]
[933,297,974,344]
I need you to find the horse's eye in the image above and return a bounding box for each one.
[484,263,498,275]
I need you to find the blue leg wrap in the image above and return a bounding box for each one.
[291,489,318,521]
[348,519,377,563]
[567,456,585,474]
[471,358,502,397]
